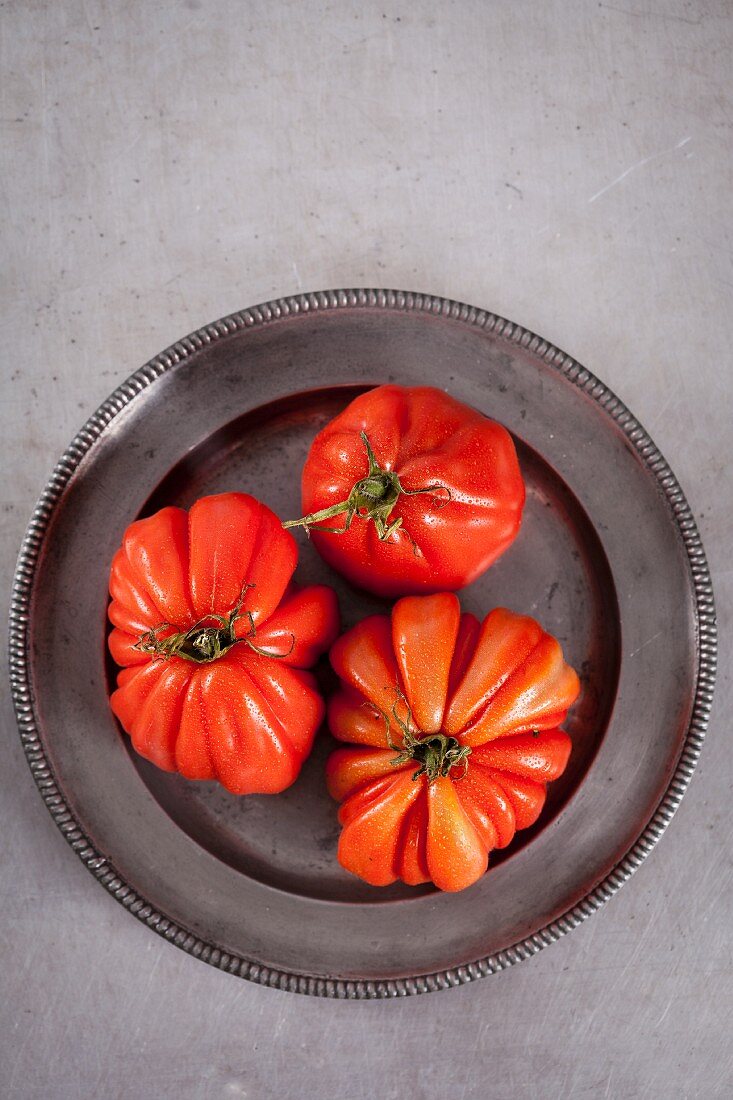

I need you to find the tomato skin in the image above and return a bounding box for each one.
[108,492,339,795]
[325,594,579,892]
[298,385,525,597]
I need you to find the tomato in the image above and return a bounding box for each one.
[284,384,525,597]
[325,594,579,891]
[108,492,339,795]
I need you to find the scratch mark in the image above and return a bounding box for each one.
[587,137,691,204]
[599,4,703,25]
[629,629,663,658]
[344,94,393,144]
[151,18,196,57]
[505,181,523,199]
[655,996,674,1027]
[647,389,676,429]
[291,260,303,290]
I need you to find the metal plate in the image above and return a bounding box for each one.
[9,290,716,997]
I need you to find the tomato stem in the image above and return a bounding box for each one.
[282,431,451,549]
[380,686,472,784]
[134,583,295,665]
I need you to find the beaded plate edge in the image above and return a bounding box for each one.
[8,289,717,998]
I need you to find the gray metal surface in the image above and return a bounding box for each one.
[2,0,732,1096]
[9,293,712,992]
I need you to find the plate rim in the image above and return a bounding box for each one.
[8,287,717,998]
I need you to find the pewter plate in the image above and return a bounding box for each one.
[9,290,716,997]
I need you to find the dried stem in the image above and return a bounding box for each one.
[377,684,472,784]
[134,582,295,665]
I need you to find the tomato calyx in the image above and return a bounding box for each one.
[379,686,472,784]
[396,732,472,784]
[283,431,451,550]
[134,583,295,665]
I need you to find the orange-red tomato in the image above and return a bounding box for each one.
[325,594,580,891]
[108,493,339,794]
[285,385,525,597]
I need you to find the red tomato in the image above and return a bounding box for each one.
[284,385,525,597]
[108,493,339,795]
[325,594,579,892]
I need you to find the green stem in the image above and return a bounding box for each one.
[382,686,472,784]
[134,583,294,665]
[282,431,450,546]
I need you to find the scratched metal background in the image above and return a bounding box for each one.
[1,1,731,1097]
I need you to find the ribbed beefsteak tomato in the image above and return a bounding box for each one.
[284,385,525,597]
[325,594,580,891]
[108,492,339,794]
